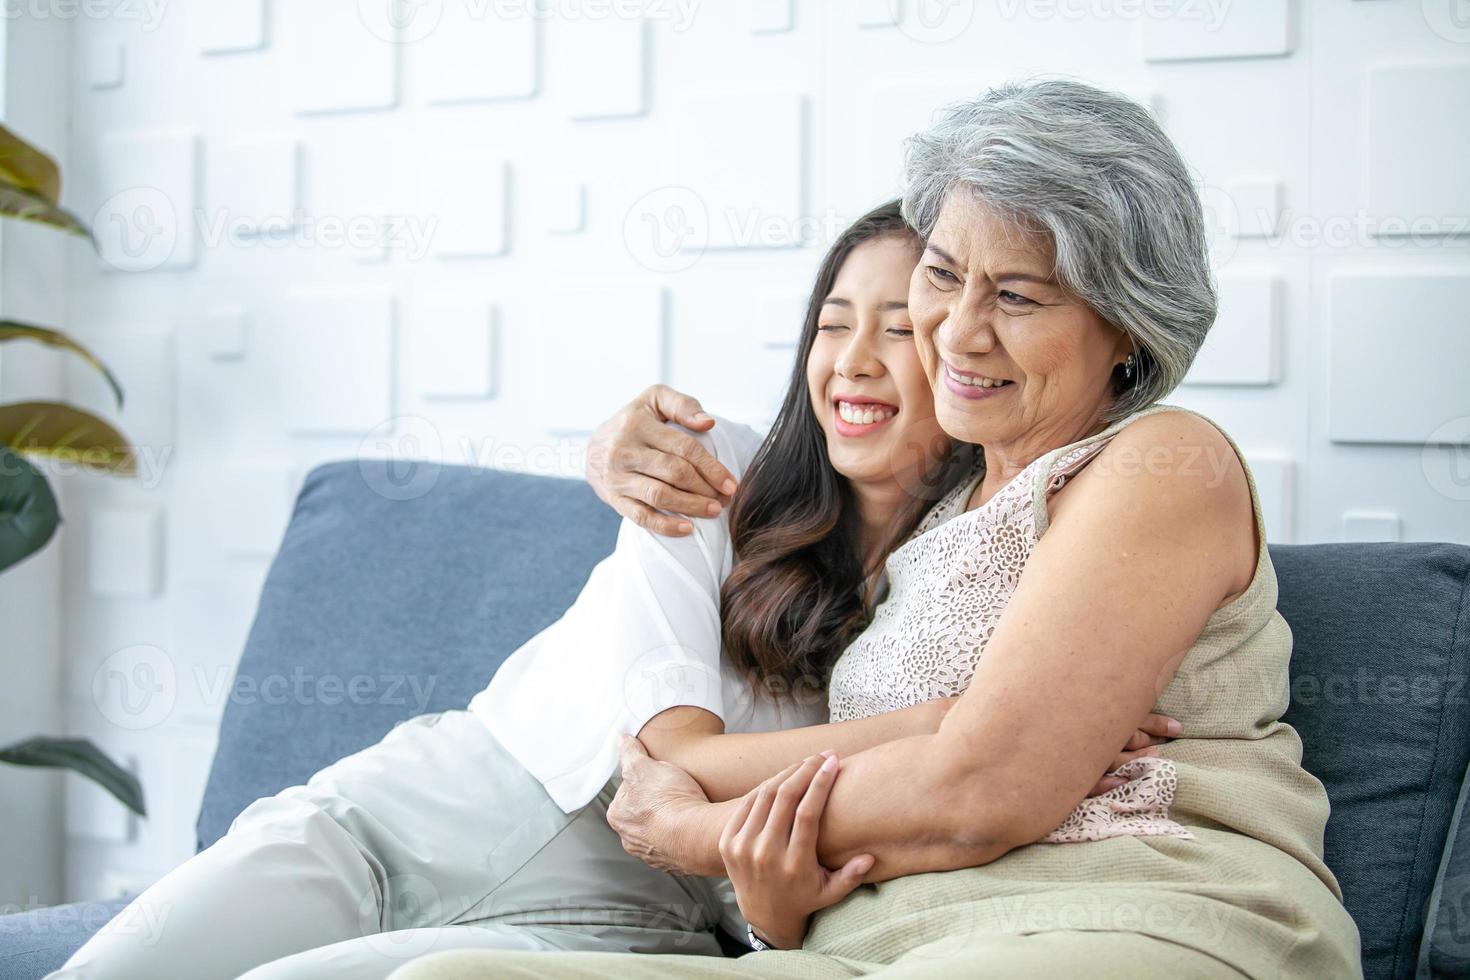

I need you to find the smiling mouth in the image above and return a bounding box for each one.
[835,399,898,426]
[944,363,1013,389]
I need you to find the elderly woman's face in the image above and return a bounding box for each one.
[908,193,1132,449]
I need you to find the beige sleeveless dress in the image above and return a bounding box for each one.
[386,405,1364,980]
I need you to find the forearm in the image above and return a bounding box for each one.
[640,699,953,803]
[659,732,1011,882]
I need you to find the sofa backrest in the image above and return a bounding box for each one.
[198,462,1470,979]
[1274,543,1470,980]
[195,460,620,850]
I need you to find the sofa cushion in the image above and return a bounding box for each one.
[0,896,132,980]
[1420,760,1470,978]
[1273,543,1470,980]
[194,461,620,851]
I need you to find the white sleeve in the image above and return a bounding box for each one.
[470,415,766,812]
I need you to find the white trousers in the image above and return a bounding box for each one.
[49,709,731,980]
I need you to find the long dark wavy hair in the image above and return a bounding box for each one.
[719,199,975,699]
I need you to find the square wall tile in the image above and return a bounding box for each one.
[94,132,199,273]
[422,3,538,103]
[414,298,498,399]
[197,0,266,54]
[561,15,646,119]
[1329,272,1470,444]
[87,39,125,90]
[1367,63,1470,232]
[1185,274,1281,386]
[208,136,300,239]
[1141,0,1293,61]
[88,507,162,599]
[747,0,793,33]
[539,285,664,431]
[421,152,510,258]
[272,292,397,435]
[286,0,398,115]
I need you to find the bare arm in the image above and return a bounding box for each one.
[638,702,955,803]
[635,413,1253,880]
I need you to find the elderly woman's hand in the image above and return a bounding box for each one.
[607,736,726,875]
[1088,712,1181,795]
[584,385,738,537]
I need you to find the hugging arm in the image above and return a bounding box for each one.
[631,414,1254,889]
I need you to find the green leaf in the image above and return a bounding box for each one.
[0,179,95,244]
[0,736,146,817]
[0,321,123,409]
[0,123,62,204]
[0,445,60,572]
[0,401,136,476]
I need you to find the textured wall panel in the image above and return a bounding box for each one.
[86,38,125,90]
[747,0,794,33]
[196,0,266,55]
[422,152,510,258]
[286,0,397,114]
[1185,274,1281,386]
[560,15,646,119]
[94,132,199,273]
[1140,0,1294,62]
[413,298,499,399]
[1366,63,1470,232]
[207,136,300,239]
[273,292,397,435]
[1226,177,1284,239]
[1329,272,1470,444]
[1342,511,1402,542]
[421,4,538,103]
[87,508,163,599]
[673,92,806,248]
[539,285,664,431]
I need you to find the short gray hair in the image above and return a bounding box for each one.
[901,78,1216,420]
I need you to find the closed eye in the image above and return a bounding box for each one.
[817,323,849,333]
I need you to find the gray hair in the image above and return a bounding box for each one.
[901,78,1216,420]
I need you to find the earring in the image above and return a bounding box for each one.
[1122,353,1138,385]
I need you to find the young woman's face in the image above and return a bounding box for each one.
[806,233,945,490]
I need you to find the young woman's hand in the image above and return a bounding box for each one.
[584,384,738,537]
[1087,712,1182,796]
[721,753,875,951]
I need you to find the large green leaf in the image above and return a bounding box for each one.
[0,123,61,204]
[0,180,94,242]
[0,736,146,817]
[0,321,123,408]
[0,444,60,571]
[0,401,136,476]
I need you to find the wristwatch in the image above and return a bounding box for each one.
[745,924,774,951]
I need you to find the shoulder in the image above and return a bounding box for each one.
[1065,408,1252,535]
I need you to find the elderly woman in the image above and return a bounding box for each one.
[387,79,1362,978]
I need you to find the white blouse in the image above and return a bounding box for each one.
[469,416,827,813]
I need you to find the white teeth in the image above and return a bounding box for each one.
[946,364,1011,389]
[837,401,897,425]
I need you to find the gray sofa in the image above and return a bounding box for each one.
[3,459,1468,979]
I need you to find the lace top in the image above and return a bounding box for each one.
[827,413,1192,844]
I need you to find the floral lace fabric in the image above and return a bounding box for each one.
[828,428,1193,844]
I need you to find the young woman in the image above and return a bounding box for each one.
[51,201,1174,980]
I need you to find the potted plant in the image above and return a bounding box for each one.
[0,122,144,817]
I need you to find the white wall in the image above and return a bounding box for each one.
[0,6,70,910]
[43,0,1470,899]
